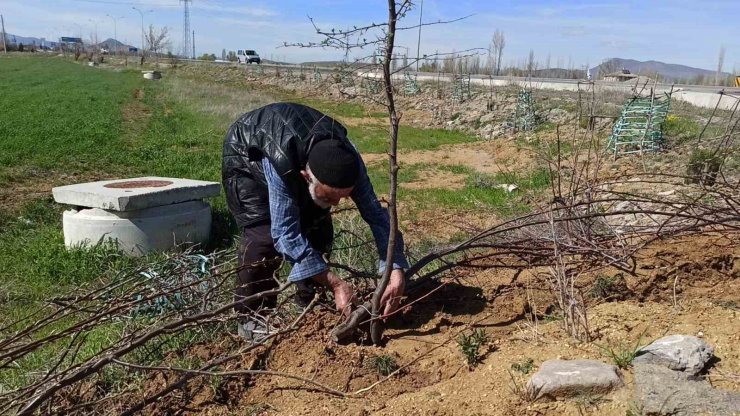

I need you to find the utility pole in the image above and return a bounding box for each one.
[106,14,124,55]
[191,30,195,59]
[415,0,423,71]
[132,7,146,58]
[73,23,83,40]
[1,14,8,54]
[88,19,100,49]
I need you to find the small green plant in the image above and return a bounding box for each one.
[574,393,608,415]
[596,334,646,369]
[242,403,274,416]
[535,121,556,132]
[468,173,499,190]
[686,149,722,186]
[713,300,739,310]
[206,373,224,396]
[370,354,399,376]
[542,311,563,322]
[625,400,643,416]
[458,328,489,366]
[510,357,535,375]
[662,114,701,143]
[590,273,630,301]
[507,369,541,402]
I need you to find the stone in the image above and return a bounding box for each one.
[526,359,623,399]
[52,177,221,212]
[633,335,714,375]
[634,363,740,415]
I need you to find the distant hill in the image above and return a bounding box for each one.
[4,33,55,47]
[96,38,136,51]
[97,38,133,48]
[590,58,730,83]
[4,34,137,50]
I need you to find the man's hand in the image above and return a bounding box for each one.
[312,271,356,317]
[380,269,405,318]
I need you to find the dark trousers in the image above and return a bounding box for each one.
[235,217,334,315]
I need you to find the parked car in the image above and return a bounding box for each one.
[237,50,261,64]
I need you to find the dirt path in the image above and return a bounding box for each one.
[362,139,537,175]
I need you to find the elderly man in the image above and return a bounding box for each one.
[222,102,408,340]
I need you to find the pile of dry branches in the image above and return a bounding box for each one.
[2,169,738,414]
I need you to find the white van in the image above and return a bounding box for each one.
[237,50,261,64]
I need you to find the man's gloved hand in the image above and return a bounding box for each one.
[380,269,405,318]
[312,270,356,317]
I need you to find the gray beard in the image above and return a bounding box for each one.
[308,181,332,209]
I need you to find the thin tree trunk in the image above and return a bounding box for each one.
[370,0,400,345]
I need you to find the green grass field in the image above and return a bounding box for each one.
[0,56,494,316]
[0,57,541,389]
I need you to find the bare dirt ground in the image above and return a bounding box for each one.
[119,234,738,415]
[42,62,735,415]
[400,167,467,190]
[362,139,537,175]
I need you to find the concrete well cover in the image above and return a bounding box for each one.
[52,177,221,211]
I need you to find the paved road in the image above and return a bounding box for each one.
[185,59,740,110]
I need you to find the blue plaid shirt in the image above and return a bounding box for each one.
[263,157,409,282]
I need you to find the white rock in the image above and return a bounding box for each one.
[526,359,623,399]
[495,184,518,193]
[634,363,740,415]
[633,335,714,375]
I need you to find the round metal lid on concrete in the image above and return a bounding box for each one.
[104,180,174,189]
[52,176,221,211]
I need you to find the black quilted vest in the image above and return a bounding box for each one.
[222,103,355,229]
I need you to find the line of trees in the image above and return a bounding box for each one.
[220,49,238,61]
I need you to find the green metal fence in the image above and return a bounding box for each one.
[607,93,672,156]
[363,77,382,94]
[452,73,471,102]
[404,72,420,96]
[509,90,538,131]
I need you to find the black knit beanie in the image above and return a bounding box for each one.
[307,140,360,188]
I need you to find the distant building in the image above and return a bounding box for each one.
[604,69,639,82]
[603,68,653,83]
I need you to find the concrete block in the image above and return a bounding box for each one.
[52,177,220,211]
[63,201,212,256]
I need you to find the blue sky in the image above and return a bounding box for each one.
[2,0,737,71]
